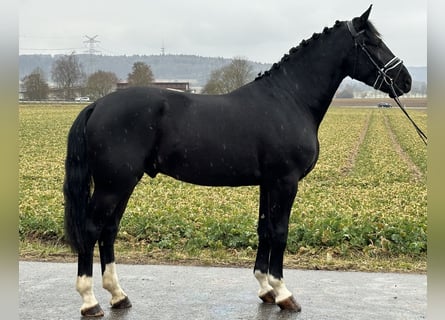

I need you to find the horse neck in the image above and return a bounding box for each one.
[254,25,351,126]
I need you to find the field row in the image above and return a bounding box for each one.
[19,105,427,260]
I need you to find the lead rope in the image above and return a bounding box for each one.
[389,85,428,146]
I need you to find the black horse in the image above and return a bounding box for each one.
[64,6,411,317]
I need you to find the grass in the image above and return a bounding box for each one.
[18,104,427,272]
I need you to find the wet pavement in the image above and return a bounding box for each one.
[19,261,426,319]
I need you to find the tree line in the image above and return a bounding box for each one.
[21,53,254,101]
[21,53,156,101]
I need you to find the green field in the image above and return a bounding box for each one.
[19,104,427,271]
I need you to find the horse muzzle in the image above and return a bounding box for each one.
[376,61,412,98]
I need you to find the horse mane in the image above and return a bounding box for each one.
[365,20,381,38]
[255,19,381,81]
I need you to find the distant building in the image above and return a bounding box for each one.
[151,81,190,92]
[116,81,129,91]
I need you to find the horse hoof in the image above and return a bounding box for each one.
[259,290,276,304]
[277,295,301,312]
[81,304,104,317]
[111,296,132,309]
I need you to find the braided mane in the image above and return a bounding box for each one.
[255,19,380,81]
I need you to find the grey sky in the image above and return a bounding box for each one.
[19,0,426,66]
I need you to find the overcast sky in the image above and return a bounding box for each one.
[19,0,426,66]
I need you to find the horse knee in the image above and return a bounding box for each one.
[271,230,288,250]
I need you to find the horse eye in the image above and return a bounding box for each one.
[370,37,382,47]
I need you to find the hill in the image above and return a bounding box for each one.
[19,54,270,87]
[19,54,426,88]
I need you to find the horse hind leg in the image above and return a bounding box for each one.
[76,216,104,316]
[76,274,104,317]
[77,181,136,317]
[102,263,132,309]
[99,194,134,310]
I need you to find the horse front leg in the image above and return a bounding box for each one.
[254,244,276,304]
[268,231,301,312]
[255,179,301,312]
[254,186,275,304]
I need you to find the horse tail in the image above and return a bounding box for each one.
[63,103,96,254]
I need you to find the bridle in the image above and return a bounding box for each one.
[347,20,427,146]
[347,20,404,91]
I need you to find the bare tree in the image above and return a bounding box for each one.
[86,70,118,100]
[51,53,85,100]
[202,57,254,94]
[22,68,49,101]
[127,62,154,86]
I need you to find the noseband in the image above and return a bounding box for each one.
[347,20,403,91]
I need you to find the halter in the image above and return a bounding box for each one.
[347,20,427,146]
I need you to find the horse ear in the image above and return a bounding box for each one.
[360,5,372,23]
[353,5,372,31]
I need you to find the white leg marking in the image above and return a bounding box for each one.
[268,275,293,303]
[102,262,127,305]
[76,275,99,311]
[254,270,274,297]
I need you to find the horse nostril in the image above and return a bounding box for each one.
[404,77,412,91]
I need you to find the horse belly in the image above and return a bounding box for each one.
[154,144,262,187]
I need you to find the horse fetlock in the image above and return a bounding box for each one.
[267,275,301,312]
[76,275,100,311]
[254,270,275,299]
[267,275,293,303]
[102,263,129,307]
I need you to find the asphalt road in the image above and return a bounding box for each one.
[19,261,426,320]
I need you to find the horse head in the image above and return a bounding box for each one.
[346,5,412,97]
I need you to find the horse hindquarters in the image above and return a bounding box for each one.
[76,143,146,316]
[65,101,144,316]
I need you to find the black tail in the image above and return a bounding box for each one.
[63,103,95,254]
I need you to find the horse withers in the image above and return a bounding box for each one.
[64,6,411,317]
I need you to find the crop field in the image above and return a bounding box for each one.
[19,104,427,271]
